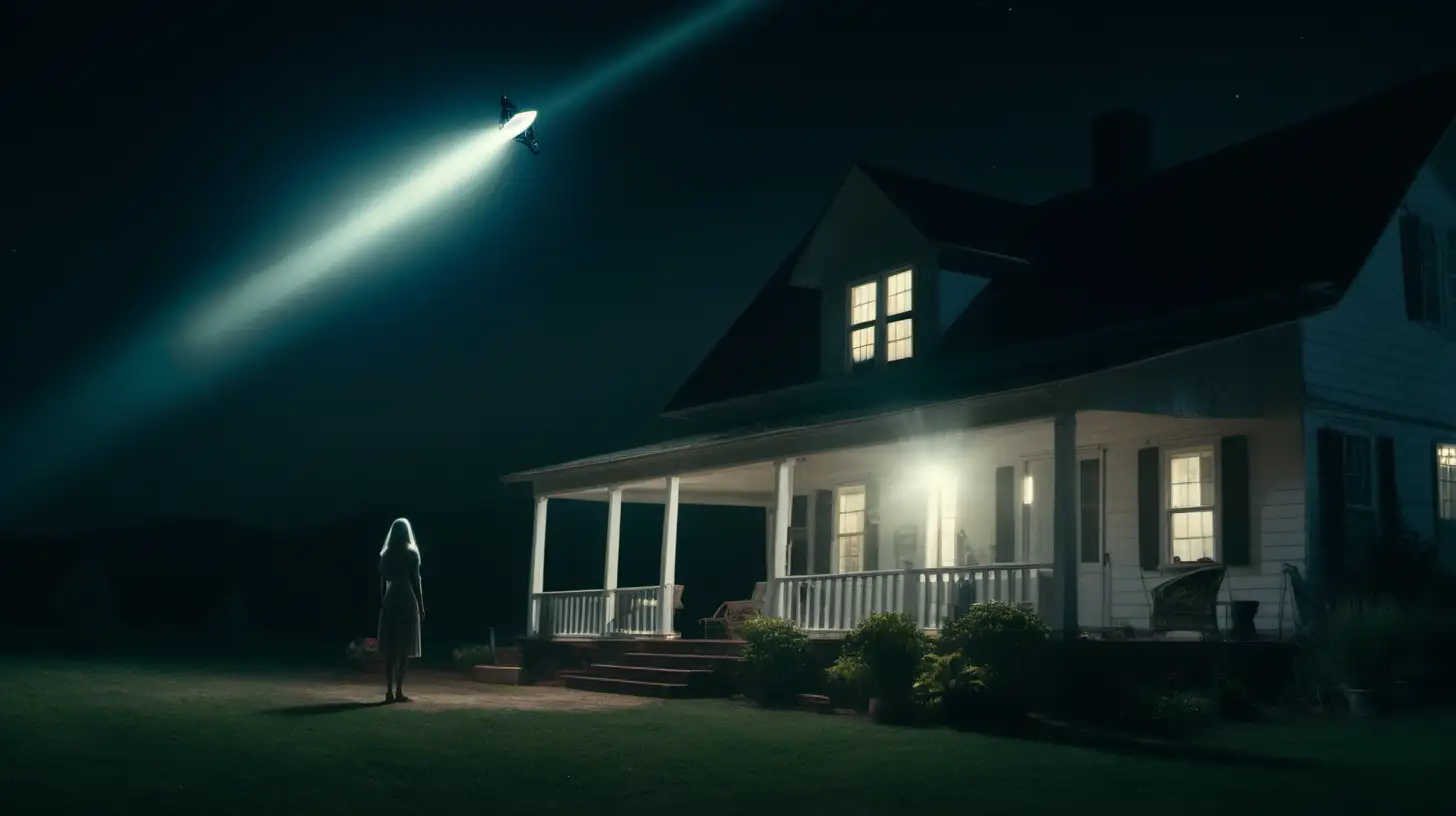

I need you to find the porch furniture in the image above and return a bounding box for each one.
[1149,565,1226,640]
[700,582,766,639]
[1215,599,1261,641]
[948,581,978,622]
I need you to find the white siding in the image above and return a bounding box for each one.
[1301,165,1456,428]
[1078,411,1306,637]
[1301,153,1456,562]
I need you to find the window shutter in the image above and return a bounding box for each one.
[864,478,880,571]
[1400,214,1426,321]
[1421,223,1440,323]
[1316,428,1348,584]
[1220,435,1252,566]
[994,466,1016,563]
[1376,436,1401,544]
[1137,446,1161,570]
[812,489,833,575]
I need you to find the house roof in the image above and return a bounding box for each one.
[505,69,1456,483]
[856,164,1031,259]
[939,66,1456,356]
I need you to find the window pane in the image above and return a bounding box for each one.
[886,318,913,361]
[1438,443,1456,521]
[1171,509,1215,562]
[886,269,912,316]
[1169,452,1213,509]
[850,282,877,327]
[837,485,867,573]
[850,326,875,363]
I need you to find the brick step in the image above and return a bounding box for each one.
[622,652,744,671]
[592,663,717,687]
[560,672,690,698]
[614,638,745,657]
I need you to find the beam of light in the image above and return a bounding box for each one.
[0,1,766,525]
[184,110,537,347]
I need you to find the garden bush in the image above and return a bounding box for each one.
[937,601,1049,725]
[452,644,496,669]
[840,613,932,722]
[740,616,809,706]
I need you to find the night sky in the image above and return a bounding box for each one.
[4,2,1452,534]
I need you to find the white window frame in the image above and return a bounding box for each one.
[845,267,914,370]
[1164,444,1219,565]
[834,483,867,574]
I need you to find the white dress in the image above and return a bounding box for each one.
[377,548,422,659]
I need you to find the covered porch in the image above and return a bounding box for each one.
[516,408,1080,640]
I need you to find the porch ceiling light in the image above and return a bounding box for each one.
[920,464,954,489]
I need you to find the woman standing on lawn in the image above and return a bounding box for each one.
[378,517,424,703]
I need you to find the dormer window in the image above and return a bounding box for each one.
[848,268,913,368]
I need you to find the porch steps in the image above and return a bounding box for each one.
[560,639,744,699]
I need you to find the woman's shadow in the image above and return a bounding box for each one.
[262,700,391,717]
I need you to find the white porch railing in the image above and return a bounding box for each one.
[533,585,671,638]
[776,563,1054,634]
[605,585,664,636]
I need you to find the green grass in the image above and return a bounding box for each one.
[0,658,1450,815]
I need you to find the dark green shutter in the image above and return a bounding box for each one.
[1376,436,1400,542]
[789,495,809,575]
[864,478,880,571]
[1317,428,1347,584]
[994,466,1016,563]
[812,490,833,575]
[1137,447,1161,570]
[1220,436,1252,566]
[1400,214,1426,321]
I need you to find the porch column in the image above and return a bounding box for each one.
[602,487,623,637]
[527,496,549,637]
[770,458,795,618]
[658,476,681,636]
[1052,409,1079,638]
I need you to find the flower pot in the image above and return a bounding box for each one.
[1342,687,1375,718]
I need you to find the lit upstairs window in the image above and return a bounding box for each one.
[887,317,913,361]
[847,269,914,368]
[849,281,877,364]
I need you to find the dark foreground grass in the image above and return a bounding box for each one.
[0,658,1450,815]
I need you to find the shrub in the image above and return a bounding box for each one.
[1129,689,1216,738]
[841,613,932,721]
[1213,672,1262,722]
[915,652,990,721]
[939,601,1050,665]
[1310,598,1420,693]
[346,637,379,665]
[740,616,809,706]
[825,650,872,711]
[452,644,495,668]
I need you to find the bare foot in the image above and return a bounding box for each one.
[396,694,413,703]
[385,692,397,703]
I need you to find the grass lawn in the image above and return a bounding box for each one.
[0,657,1449,815]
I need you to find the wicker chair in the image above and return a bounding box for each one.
[1149,565,1226,640]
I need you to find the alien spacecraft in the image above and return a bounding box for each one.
[500,96,540,155]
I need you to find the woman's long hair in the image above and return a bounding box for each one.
[379,517,421,559]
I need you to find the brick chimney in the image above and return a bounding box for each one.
[1090,109,1153,188]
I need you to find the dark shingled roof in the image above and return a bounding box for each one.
[663,68,1456,417]
[940,66,1456,356]
[857,164,1031,259]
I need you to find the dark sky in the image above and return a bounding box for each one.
[3,1,1452,533]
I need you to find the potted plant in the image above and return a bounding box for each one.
[1314,599,1410,717]
[346,637,382,673]
[452,644,496,672]
[840,613,931,723]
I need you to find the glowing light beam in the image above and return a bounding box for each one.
[184,109,538,347]
[0,1,766,524]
